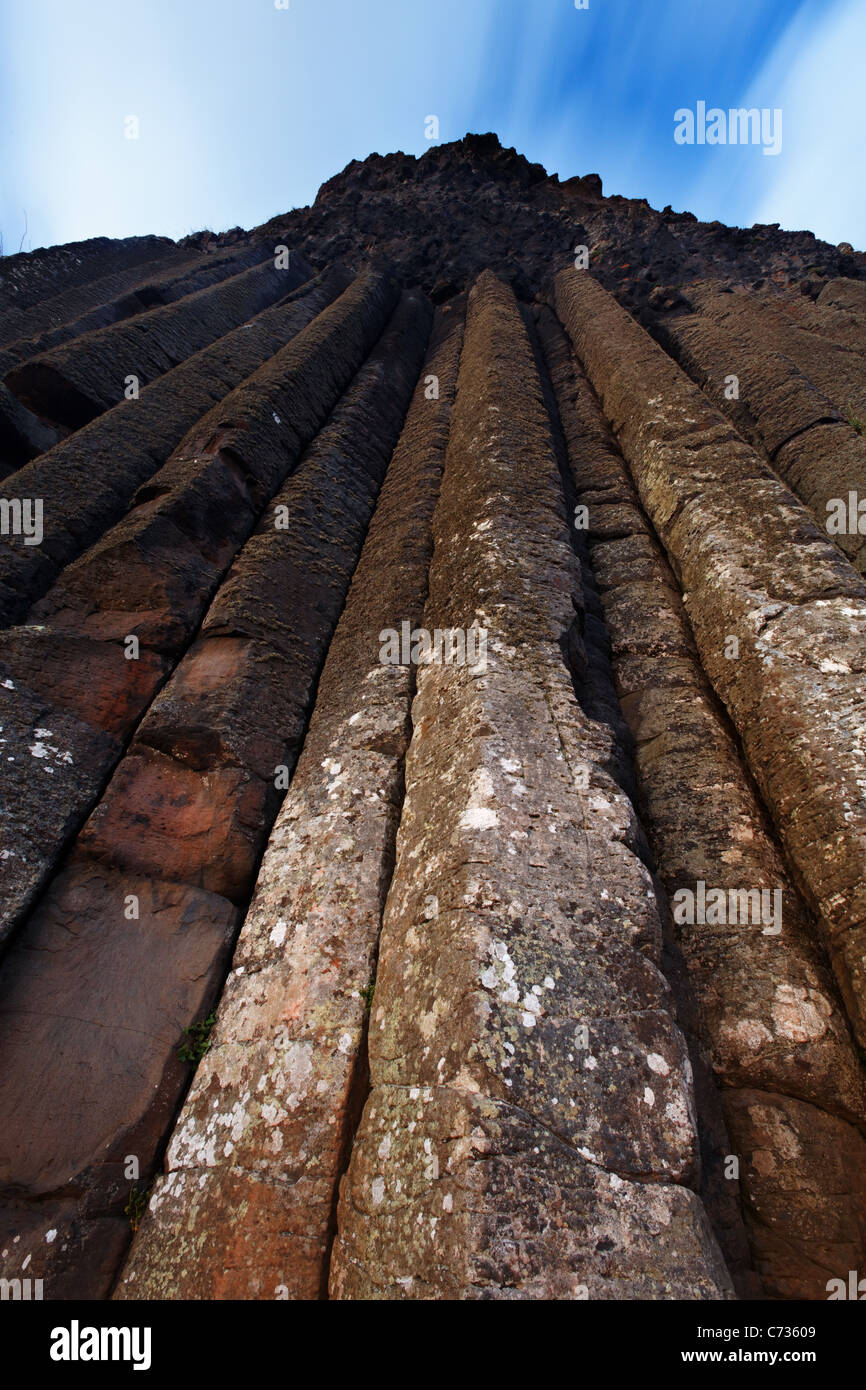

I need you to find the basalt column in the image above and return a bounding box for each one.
[0,285,426,1301]
[555,269,866,1057]
[329,271,733,1300]
[538,303,866,1301]
[0,266,362,945]
[116,301,465,1301]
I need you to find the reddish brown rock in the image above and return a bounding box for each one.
[81,290,430,902]
[116,303,465,1301]
[329,271,732,1299]
[0,286,429,1300]
[0,268,396,945]
[0,862,238,1300]
[723,1090,866,1301]
[2,138,865,1306]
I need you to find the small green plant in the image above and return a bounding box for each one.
[177,1011,216,1063]
[359,979,376,1012]
[846,408,865,437]
[124,1186,150,1233]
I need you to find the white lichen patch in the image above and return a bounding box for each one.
[480,939,519,1004]
[459,767,499,831]
[269,918,288,948]
[771,983,831,1043]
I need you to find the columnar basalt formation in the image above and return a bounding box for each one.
[536,304,866,1299]
[555,270,866,1057]
[329,271,731,1300]
[1,134,865,1302]
[0,243,272,386]
[0,258,325,623]
[0,278,424,1299]
[651,296,866,574]
[116,303,464,1301]
[0,265,384,943]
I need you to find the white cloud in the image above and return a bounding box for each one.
[747,0,865,245]
[686,0,865,246]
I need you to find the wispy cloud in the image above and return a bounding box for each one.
[0,0,855,250]
[673,0,862,245]
[746,0,865,245]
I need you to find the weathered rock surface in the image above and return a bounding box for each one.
[0,266,387,944]
[0,282,428,1299]
[329,271,732,1299]
[0,244,271,389]
[537,303,866,1299]
[0,259,336,626]
[116,303,464,1300]
[555,269,866,1060]
[653,297,866,573]
[79,288,427,901]
[4,252,310,431]
[1,134,864,1303]
[0,235,187,329]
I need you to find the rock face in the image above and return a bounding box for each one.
[0,133,864,1302]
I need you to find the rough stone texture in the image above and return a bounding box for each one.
[0,383,60,476]
[537,303,866,1299]
[0,261,344,626]
[0,862,238,1300]
[116,302,464,1301]
[0,265,380,944]
[254,133,863,318]
[79,289,428,901]
[0,244,270,384]
[654,300,866,573]
[0,235,186,326]
[4,252,311,430]
[0,671,120,947]
[723,1090,866,1301]
[0,285,429,1300]
[331,1086,733,1300]
[682,280,866,423]
[2,135,865,1304]
[555,268,866,1058]
[329,271,733,1300]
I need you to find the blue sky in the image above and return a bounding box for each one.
[1,0,862,254]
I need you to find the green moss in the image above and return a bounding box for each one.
[177,1011,217,1063]
[124,1186,151,1233]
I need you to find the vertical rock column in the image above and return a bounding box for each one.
[0,261,343,627]
[329,271,733,1300]
[683,281,866,423]
[0,287,426,1301]
[538,304,866,1300]
[0,267,369,947]
[555,269,866,1055]
[116,302,465,1301]
[653,305,866,575]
